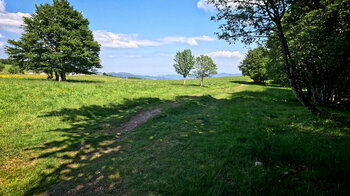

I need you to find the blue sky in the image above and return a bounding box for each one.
[0,0,249,75]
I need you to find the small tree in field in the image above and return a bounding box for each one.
[193,55,217,87]
[6,0,101,81]
[173,49,195,85]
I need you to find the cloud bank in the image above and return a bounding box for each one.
[93,30,216,49]
[0,0,31,33]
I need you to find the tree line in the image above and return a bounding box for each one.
[210,0,350,115]
[173,49,217,86]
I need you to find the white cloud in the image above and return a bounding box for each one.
[197,0,216,12]
[159,35,216,46]
[0,33,3,39]
[93,30,216,49]
[204,51,245,58]
[93,30,160,49]
[0,0,31,33]
[0,41,4,47]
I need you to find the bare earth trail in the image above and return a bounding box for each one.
[111,109,162,138]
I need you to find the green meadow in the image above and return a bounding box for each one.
[0,75,349,195]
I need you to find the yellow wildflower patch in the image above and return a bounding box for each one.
[0,74,47,78]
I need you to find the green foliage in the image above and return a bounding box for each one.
[265,35,289,86]
[209,0,288,45]
[265,0,350,105]
[285,0,350,105]
[1,75,349,195]
[0,59,12,65]
[239,47,268,84]
[193,55,217,86]
[0,63,4,72]
[6,0,101,81]
[7,66,22,74]
[211,0,350,111]
[0,59,13,73]
[210,0,328,115]
[173,49,195,84]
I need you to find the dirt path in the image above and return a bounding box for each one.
[111,108,162,136]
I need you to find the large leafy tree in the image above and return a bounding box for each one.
[6,0,101,81]
[264,0,350,106]
[173,49,196,85]
[193,55,217,87]
[284,0,350,106]
[265,33,289,86]
[239,47,268,84]
[209,0,325,115]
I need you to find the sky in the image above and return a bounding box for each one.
[0,0,250,75]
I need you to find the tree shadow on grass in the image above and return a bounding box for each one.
[24,88,350,195]
[230,79,286,88]
[230,80,255,85]
[25,97,163,195]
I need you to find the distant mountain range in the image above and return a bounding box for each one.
[106,72,241,80]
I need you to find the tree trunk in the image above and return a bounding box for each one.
[183,77,186,85]
[55,72,61,81]
[275,19,322,116]
[60,72,66,81]
[200,77,203,87]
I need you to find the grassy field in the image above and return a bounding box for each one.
[0,75,349,195]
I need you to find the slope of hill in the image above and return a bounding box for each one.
[0,75,349,195]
